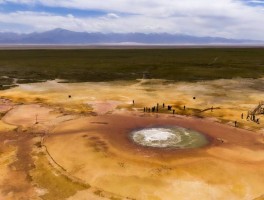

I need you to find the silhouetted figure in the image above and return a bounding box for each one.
[253,115,256,122]
[68,95,71,98]
[163,103,165,108]
[35,114,38,124]
[234,121,237,127]
[184,105,186,110]
[241,113,243,119]
[256,118,260,124]
[246,114,249,120]
[133,100,135,105]
[173,110,175,115]
[152,107,155,112]
[168,106,172,111]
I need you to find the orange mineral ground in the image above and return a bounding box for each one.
[0,78,264,200]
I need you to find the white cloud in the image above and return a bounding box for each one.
[0,0,264,40]
[106,13,119,19]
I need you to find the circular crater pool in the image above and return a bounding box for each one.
[131,127,209,149]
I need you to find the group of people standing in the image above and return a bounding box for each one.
[136,101,186,115]
[133,100,262,128]
[235,111,261,128]
[143,103,175,113]
[244,112,260,124]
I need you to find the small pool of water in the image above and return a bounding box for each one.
[131,127,209,149]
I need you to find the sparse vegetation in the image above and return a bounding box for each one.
[0,48,264,90]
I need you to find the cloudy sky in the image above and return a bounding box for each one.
[0,0,264,40]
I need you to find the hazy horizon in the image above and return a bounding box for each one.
[0,28,263,45]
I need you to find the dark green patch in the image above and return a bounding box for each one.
[0,48,263,88]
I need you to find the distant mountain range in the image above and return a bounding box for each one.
[0,28,262,45]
